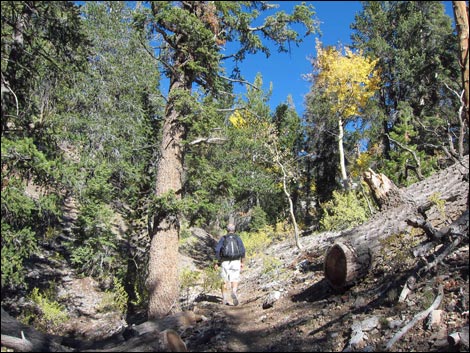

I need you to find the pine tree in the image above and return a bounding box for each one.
[137,2,319,318]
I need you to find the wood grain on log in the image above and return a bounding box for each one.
[324,242,371,290]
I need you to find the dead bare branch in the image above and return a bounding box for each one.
[385,285,444,351]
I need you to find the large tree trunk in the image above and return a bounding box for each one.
[452,1,469,126]
[1,2,33,130]
[147,79,189,319]
[324,155,469,289]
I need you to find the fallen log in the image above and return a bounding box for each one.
[0,307,72,352]
[125,311,205,337]
[1,332,33,352]
[324,242,371,289]
[81,329,187,352]
[1,307,188,352]
[323,155,469,289]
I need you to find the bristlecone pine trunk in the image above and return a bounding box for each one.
[324,156,469,289]
[147,79,188,319]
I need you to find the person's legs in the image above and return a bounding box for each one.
[221,260,241,305]
[229,260,241,305]
[221,281,230,305]
[220,261,231,305]
[230,281,239,305]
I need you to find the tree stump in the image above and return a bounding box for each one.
[363,168,404,210]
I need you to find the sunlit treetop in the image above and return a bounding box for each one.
[313,39,381,118]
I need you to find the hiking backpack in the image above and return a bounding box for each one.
[221,234,241,260]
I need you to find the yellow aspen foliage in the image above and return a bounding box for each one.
[228,109,247,128]
[315,39,380,118]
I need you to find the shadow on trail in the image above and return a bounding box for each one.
[291,278,339,303]
[194,293,221,304]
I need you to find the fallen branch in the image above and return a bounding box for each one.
[1,331,33,352]
[398,235,462,303]
[405,218,447,241]
[399,209,468,301]
[385,285,444,351]
[398,276,416,303]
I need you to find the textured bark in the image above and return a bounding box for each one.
[324,155,469,289]
[148,79,188,319]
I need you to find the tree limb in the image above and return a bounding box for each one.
[220,75,260,90]
[385,285,444,351]
[188,137,228,145]
[386,134,424,180]
[405,218,448,241]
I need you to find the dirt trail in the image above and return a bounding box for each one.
[184,215,469,353]
[221,302,266,352]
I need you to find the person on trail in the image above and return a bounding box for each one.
[215,223,246,306]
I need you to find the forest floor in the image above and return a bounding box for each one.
[178,228,469,352]
[2,216,468,352]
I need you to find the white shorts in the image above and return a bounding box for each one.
[220,259,241,282]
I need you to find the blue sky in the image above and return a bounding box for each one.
[230,1,456,117]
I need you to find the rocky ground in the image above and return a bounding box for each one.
[178,228,469,352]
[1,222,468,352]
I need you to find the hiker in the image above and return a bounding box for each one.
[215,223,246,306]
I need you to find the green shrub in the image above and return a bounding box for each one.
[26,287,69,331]
[69,201,119,278]
[239,225,274,258]
[201,261,223,292]
[179,267,201,309]
[320,190,369,231]
[262,255,282,275]
[98,277,128,314]
[180,267,201,290]
[1,225,37,288]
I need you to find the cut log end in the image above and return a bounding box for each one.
[324,242,371,290]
